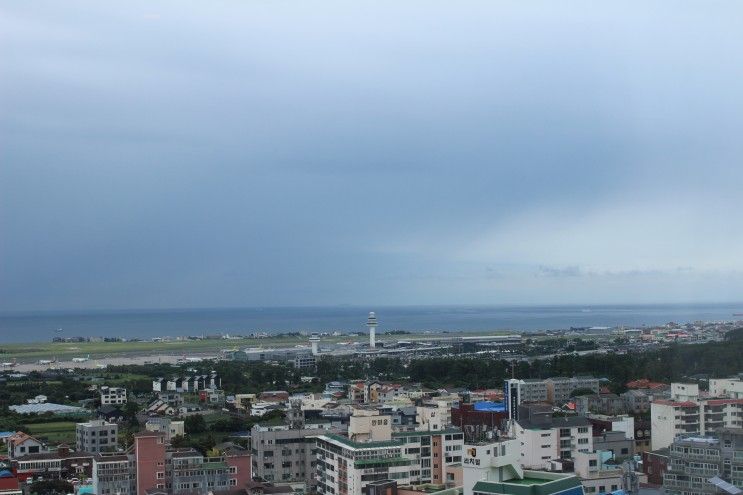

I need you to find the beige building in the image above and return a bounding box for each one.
[651,382,743,450]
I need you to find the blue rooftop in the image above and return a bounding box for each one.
[474,401,506,412]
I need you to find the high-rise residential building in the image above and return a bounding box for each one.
[77,420,118,454]
[83,430,253,495]
[663,428,743,494]
[250,422,333,490]
[314,408,464,494]
[651,382,743,449]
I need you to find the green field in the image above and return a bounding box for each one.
[25,421,77,445]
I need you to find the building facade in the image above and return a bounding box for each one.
[100,386,127,406]
[545,377,600,405]
[663,429,743,494]
[315,410,464,495]
[77,420,119,454]
[651,382,743,449]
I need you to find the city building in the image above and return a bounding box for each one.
[293,354,316,370]
[545,377,600,405]
[100,386,127,406]
[6,432,45,460]
[462,437,585,495]
[14,445,94,482]
[663,428,743,494]
[572,450,636,495]
[314,409,465,494]
[503,379,548,421]
[451,402,508,443]
[76,420,118,454]
[512,404,593,468]
[641,448,669,487]
[93,453,133,495]
[591,431,633,460]
[575,394,626,416]
[710,376,743,398]
[121,431,251,495]
[651,382,743,449]
[620,389,651,414]
[250,422,333,489]
[145,417,185,442]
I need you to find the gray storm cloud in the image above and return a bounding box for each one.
[1,1,743,310]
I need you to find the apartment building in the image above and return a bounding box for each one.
[126,431,251,495]
[250,422,333,490]
[293,354,316,370]
[145,417,185,442]
[512,404,593,468]
[503,379,548,421]
[663,428,743,495]
[314,409,464,494]
[572,450,626,495]
[462,437,585,495]
[14,445,93,483]
[100,386,127,406]
[545,377,600,405]
[651,382,743,449]
[620,389,651,414]
[710,376,743,398]
[76,420,118,454]
[93,454,133,495]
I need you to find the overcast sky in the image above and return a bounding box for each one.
[2,1,743,311]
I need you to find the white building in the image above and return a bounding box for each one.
[76,420,118,453]
[99,386,127,405]
[145,417,185,441]
[572,450,632,495]
[709,377,743,398]
[462,437,585,495]
[651,382,743,449]
[512,405,593,468]
[314,408,464,493]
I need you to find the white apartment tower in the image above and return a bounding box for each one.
[367,311,377,349]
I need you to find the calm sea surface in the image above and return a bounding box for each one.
[0,303,742,344]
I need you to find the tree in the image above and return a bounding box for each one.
[30,479,74,494]
[185,414,207,434]
[570,388,597,398]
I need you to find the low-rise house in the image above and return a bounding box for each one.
[7,432,45,460]
[14,445,93,482]
[100,386,127,405]
[145,417,185,441]
[97,404,125,422]
[259,391,289,403]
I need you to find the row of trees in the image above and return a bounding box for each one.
[314,338,743,390]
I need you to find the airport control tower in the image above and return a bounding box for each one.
[367,311,377,349]
[309,334,320,355]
